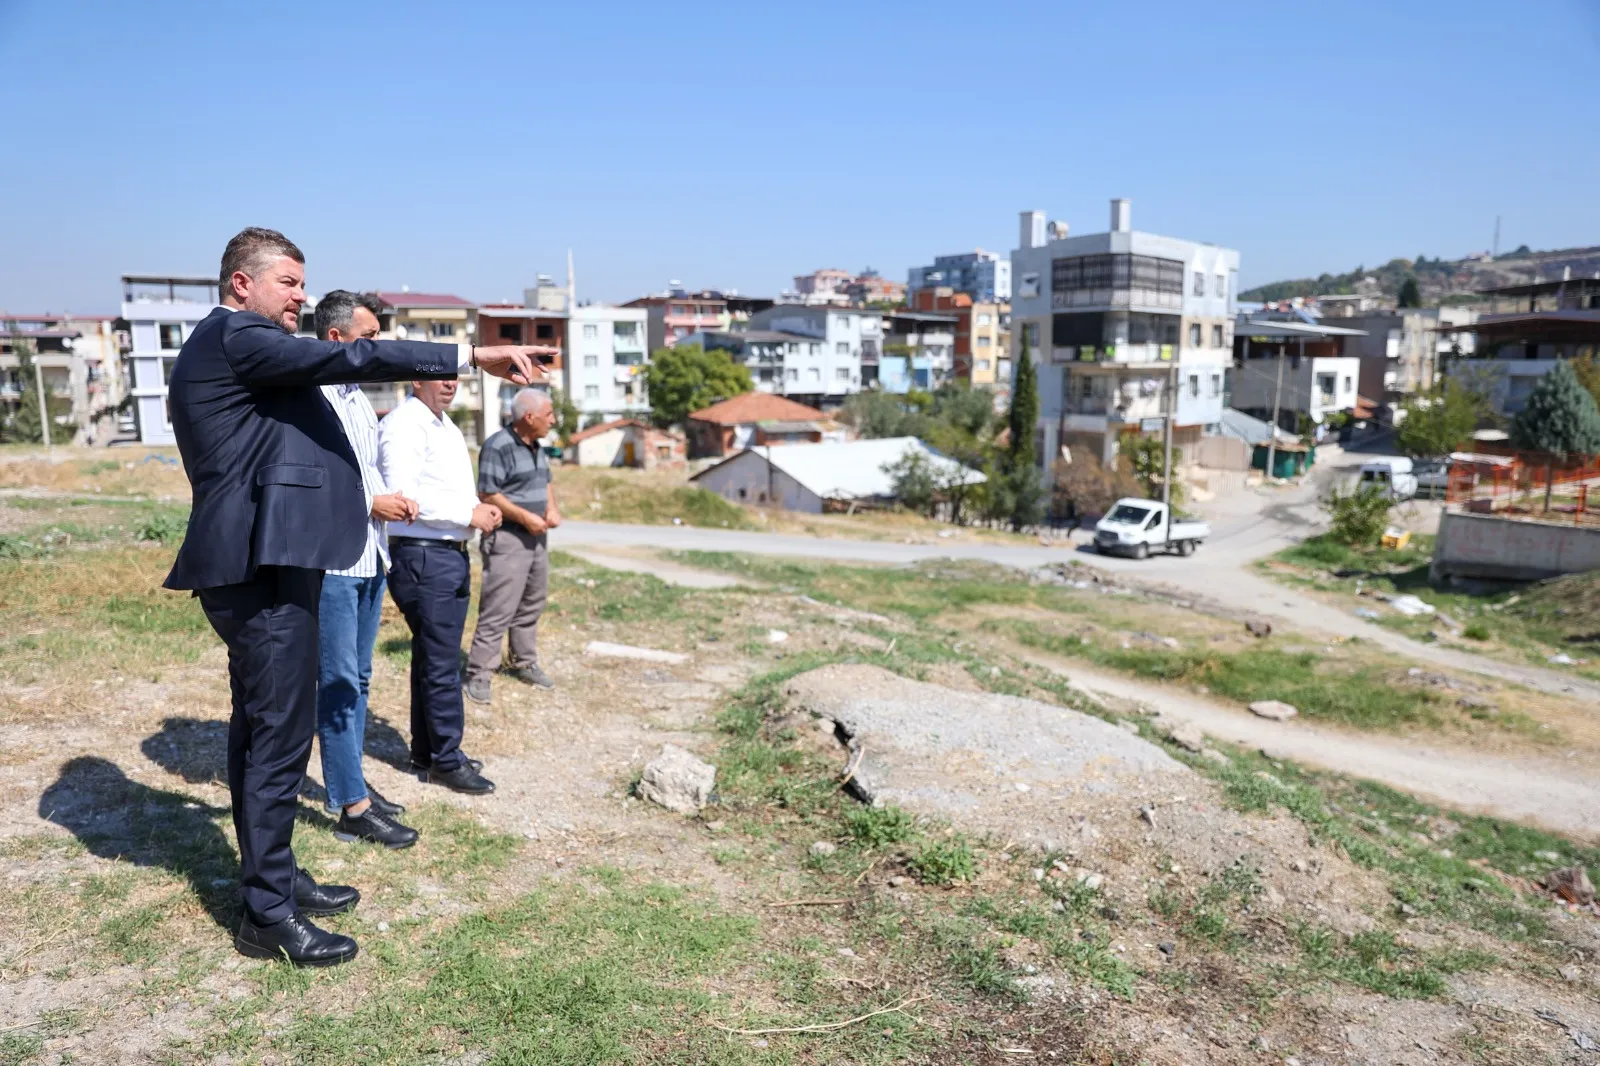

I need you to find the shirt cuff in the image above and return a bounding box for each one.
[457,344,473,370]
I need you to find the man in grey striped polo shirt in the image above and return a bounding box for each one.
[313,291,421,850]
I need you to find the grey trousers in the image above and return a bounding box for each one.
[466,525,548,679]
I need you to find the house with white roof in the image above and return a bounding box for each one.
[689,436,985,513]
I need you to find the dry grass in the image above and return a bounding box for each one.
[0,446,191,498]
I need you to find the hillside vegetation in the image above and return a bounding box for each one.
[1242,243,1600,305]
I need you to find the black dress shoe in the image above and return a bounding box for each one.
[365,783,405,817]
[334,807,419,850]
[235,912,358,968]
[425,762,496,795]
[294,867,361,917]
[410,756,483,775]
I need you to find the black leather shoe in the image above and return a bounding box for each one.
[294,867,360,917]
[426,762,496,795]
[235,913,358,968]
[410,756,483,774]
[334,807,419,850]
[365,783,405,817]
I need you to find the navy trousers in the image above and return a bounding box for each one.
[386,539,470,772]
[197,565,323,925]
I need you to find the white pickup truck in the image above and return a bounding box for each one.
[1092,498,1211,559]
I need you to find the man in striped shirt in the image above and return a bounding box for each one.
[313,291,420,849]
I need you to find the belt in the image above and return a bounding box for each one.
[391,536,469,554]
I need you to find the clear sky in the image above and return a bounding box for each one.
[2,0,1597,315]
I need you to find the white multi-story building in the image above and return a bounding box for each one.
[743,304,877,408]
[565,305,650,421]
[1010,199,1238,468]
[907,250,1011,302]
[120,274,220,445]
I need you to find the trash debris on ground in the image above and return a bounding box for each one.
[767,629,789,644]
[583,641,691,665]
[1354,607,1382,620]
[1388,594,1436,617]
[1248,700,1299,721]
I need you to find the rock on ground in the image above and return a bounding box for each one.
[637,744,716,815]
[1249,699,1299,721]
[584,641,691,665]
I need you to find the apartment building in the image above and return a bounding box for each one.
[120,274,220,445]
[1439,276,1600,416]
[1328,307,1476,414]
[907,249,1011,303]
[476,302,568,435]
[743,304,879,407]
[625,289,729,351]
[909,288,1009,387]
[879,311,958,393]
[681,329,816,395]
[845,271,906,306]
[791,269,854,306]
[1229,318,1366,430]
[1010,199,1237,467]
[0,313,124,444]
[565,305,650,421]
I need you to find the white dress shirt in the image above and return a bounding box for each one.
[321,383,388,578]
[377,395,478,542]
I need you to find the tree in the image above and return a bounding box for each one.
[1570,352,1600,410]
[882,450,937,517]
[1323,486,1393,547]
[549,386,581,443]
[841,390,915,438]
[1510,360,1600,457]
[1397,276,1422,308]
[1122,434,1184,505]
[1051,445,1143,518]
[3,335,67,444]
[1000,340,1045,530]
[642,345,753,428]
[1395,381,1484,457]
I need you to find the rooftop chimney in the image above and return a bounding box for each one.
[1019,210,1046,250]
[1110,198,1131,233]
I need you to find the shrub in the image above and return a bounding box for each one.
[136,511,189,544]
[843,804,916,848]
[1462,622,1490,641]
[1323,486,1392,547]
[909,835,978,886]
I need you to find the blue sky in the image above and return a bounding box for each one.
[2,0,1597,314]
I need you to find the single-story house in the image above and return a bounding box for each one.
[567,418,686,469]
[690,436,985,514]
[685,392,828,458]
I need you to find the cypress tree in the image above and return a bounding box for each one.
[1510,360,1600,457]
[1004,335,1044,529]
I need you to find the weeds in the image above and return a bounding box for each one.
[908,837,978,886]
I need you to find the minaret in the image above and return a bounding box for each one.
[566,248,575,310]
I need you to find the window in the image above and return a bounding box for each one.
[787,368,799,381]
[835,341,849,355]
[809,343,820,355]
[976,335,992,347]
[1025,323,1040,348]
[1215,274,1226,298]
[430,321,456,339]
[1210,373,1221,397]
[977,359,991,370]
[1051,254,1183,296]
[787,342,799,355]
[1316,373,1336,401]
[535,323,554,340]
[158,324,183,349]
[497,323,522,342]
[1343,376,1353,393]
[808,367,820,382]
[584,385,600,400]
[1019,272,1041,299]
[582,324,598,339]
[583,355,598,369]
[976,313,992,326]
[836,367,849,381]
[1188,374,1199,398]
[670,304,689,316]
[1211,324,1224,348]
[1188,323,1202,347]
[1193,271,1206,296]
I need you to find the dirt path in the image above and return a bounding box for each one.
[1009,645,1600,841]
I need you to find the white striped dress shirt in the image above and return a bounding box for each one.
[321,384,389,578]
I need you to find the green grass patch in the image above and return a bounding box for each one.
[580,474,755,530]
[989,618,1440,730]
[908,836,978,886]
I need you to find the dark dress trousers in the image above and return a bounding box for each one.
[165,307,457,924]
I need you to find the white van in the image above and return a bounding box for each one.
[1358,457,1418,500]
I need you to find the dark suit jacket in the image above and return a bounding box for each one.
[164,307,460,591]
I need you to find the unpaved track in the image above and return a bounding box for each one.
[556,519,1600,702]
[1015,648,1600,841]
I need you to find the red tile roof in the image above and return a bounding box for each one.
[567,418,648,444]
[687,392,826,425]
[377,291,475,309]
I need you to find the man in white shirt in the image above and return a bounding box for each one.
[378,378,504,795]
[313,291,421,850]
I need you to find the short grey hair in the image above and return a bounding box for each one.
[512,387,552,419]
[314,290,384,339]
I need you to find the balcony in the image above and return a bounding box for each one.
[1050,286,1183,313]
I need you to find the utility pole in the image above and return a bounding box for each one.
[34,358,51,448]
[1264,342,1285,481]
[1161,351,1177,542]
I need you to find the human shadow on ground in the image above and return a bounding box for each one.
[38,755,240,931]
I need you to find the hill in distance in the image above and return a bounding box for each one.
[1241,244,1600,306]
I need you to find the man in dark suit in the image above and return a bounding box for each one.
[165,227,549,966]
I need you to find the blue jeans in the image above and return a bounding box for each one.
[316,572,386,810]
